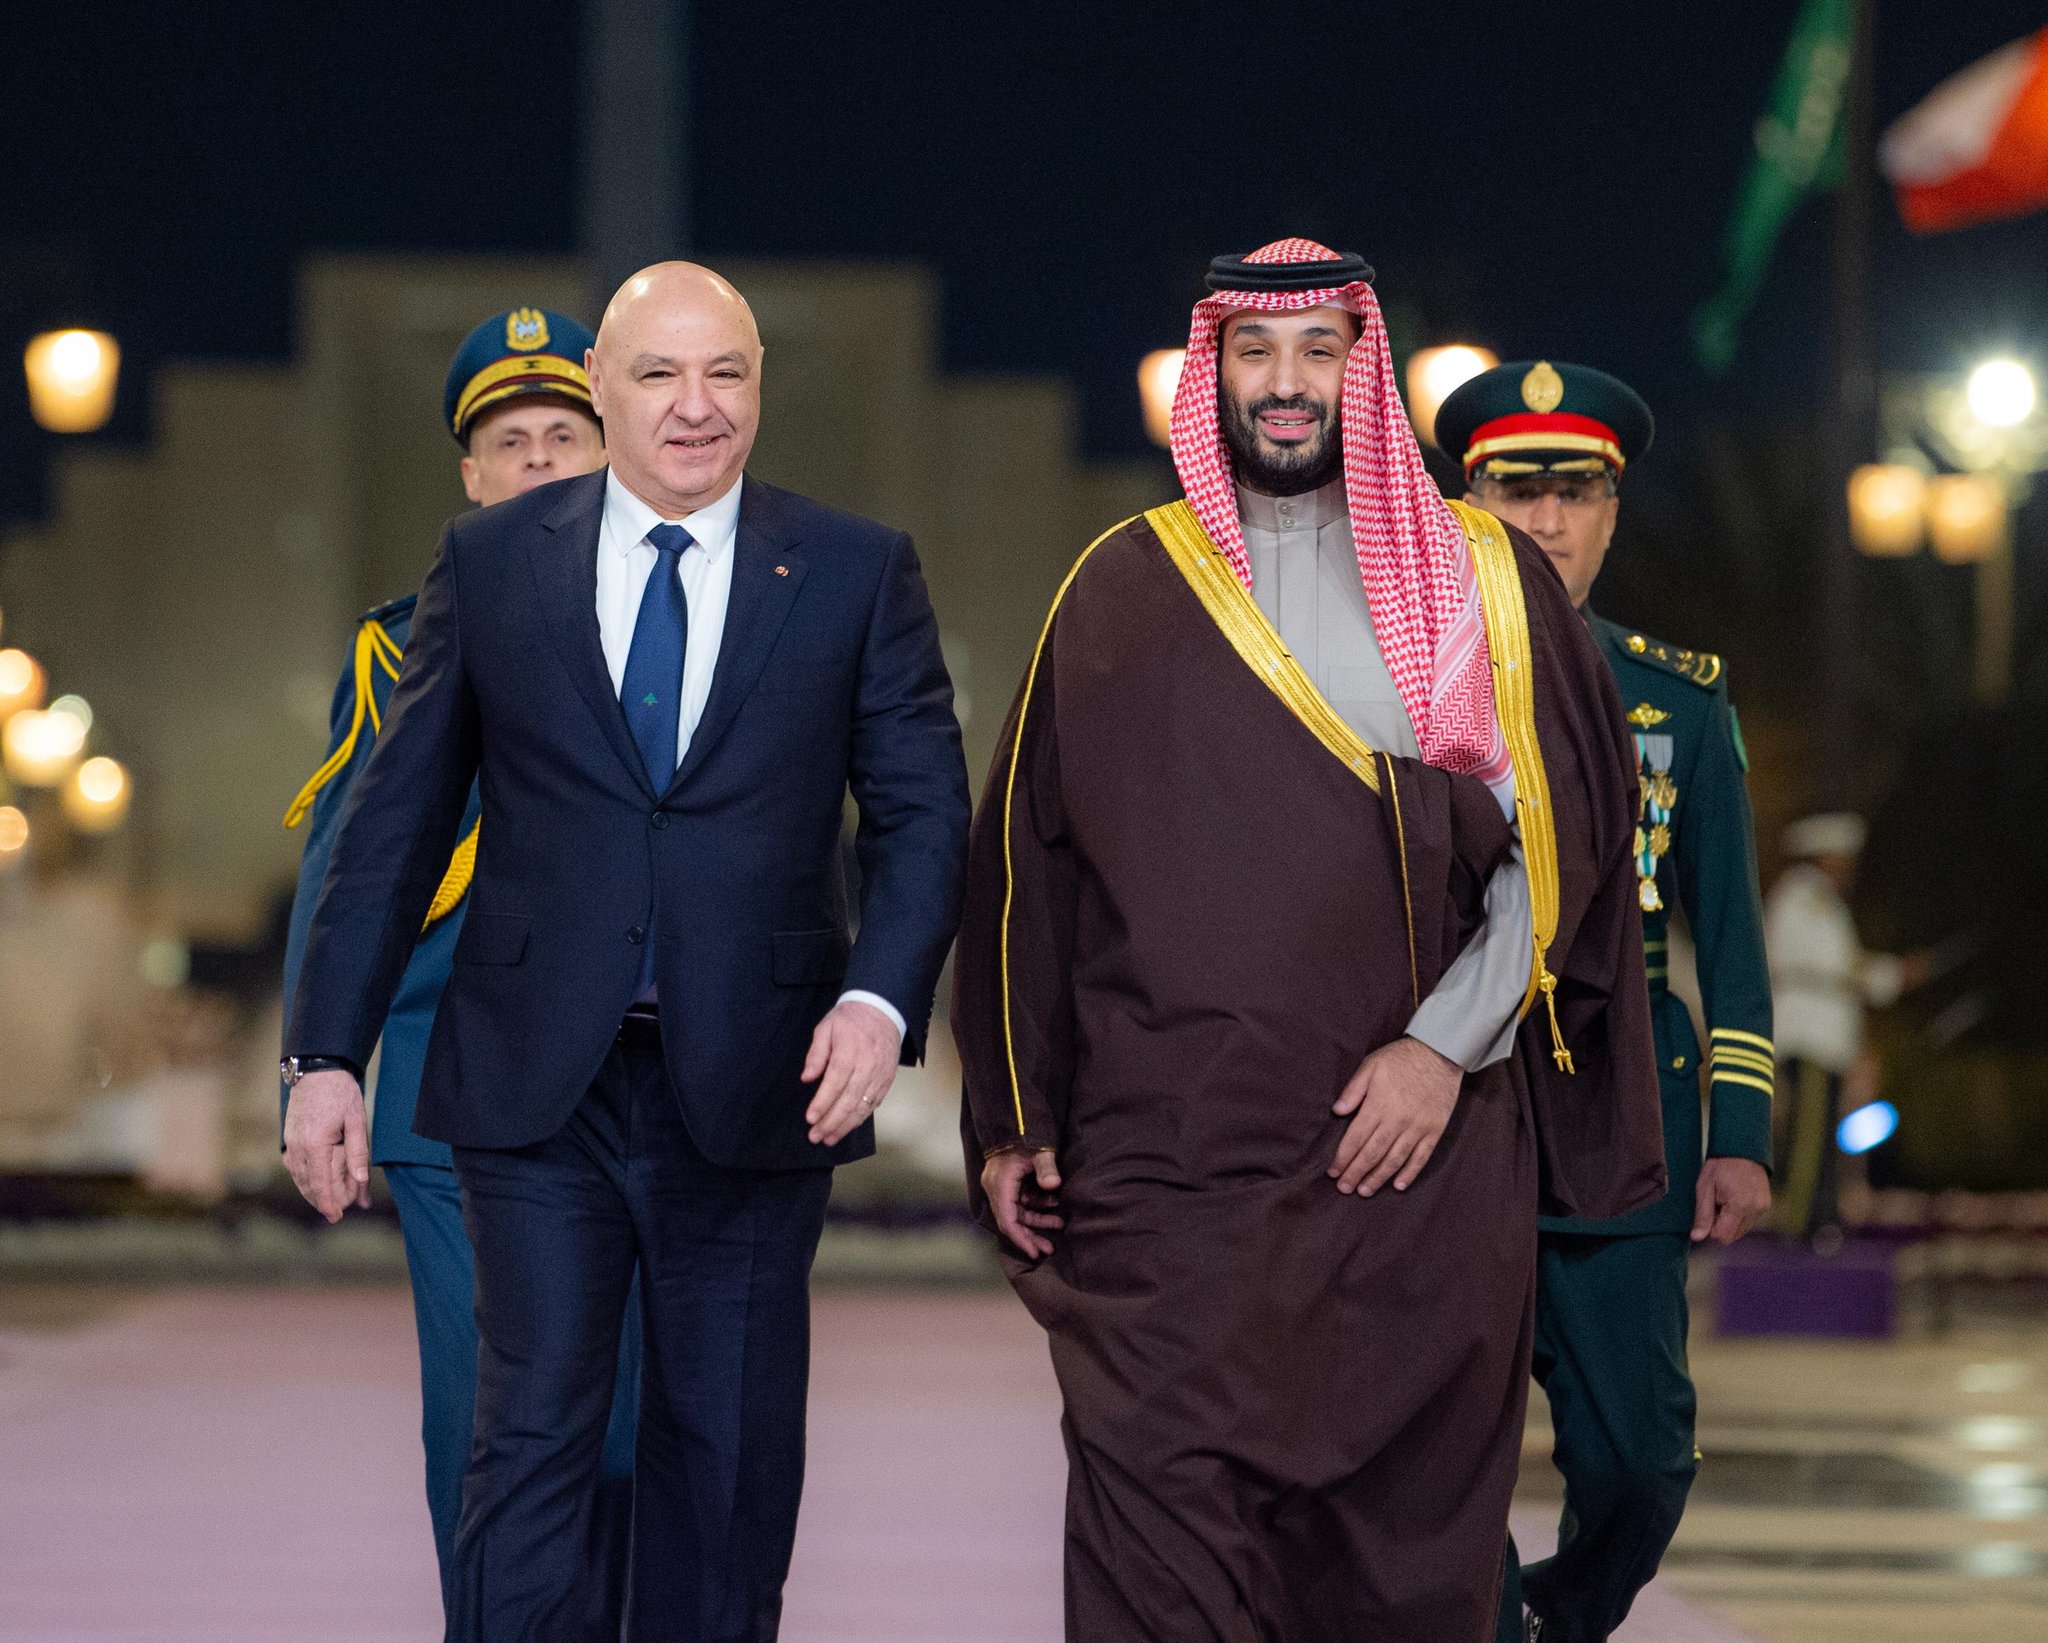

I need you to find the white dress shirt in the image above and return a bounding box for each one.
[1240,481,1531,1072]
[595,469,905,1040]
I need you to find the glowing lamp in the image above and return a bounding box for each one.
[1837,1100,1899,1155]
[2,707,86,787]
[1926,472,2009,565]
[0,649,45,722]
[61,755,129,833]
[1137,349,1186,449]
[1406,344,1499,441]
[1846,464,1926,557]
[1965,358,2036,430]
[23,329,120,434]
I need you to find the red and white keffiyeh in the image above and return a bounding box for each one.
[1168,237,1511,791]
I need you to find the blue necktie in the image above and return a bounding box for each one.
[622,524,691,997]
[621,523,693,789]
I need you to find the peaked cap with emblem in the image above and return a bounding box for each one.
[1434,359,1653,480]
[443,306,598,444]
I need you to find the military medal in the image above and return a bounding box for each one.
[1632,729,1676,911]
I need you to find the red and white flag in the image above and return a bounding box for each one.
[1881,27,2048,233]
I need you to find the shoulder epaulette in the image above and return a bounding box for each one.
[359,593,418,627]
[1606,623,1724,690]
[281,608,409,829]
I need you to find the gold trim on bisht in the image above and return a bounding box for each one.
[996,515,1138,1139]
[1145,500,1382,793]
[1146,500,1417,1010]
[1447,498,1573,1073]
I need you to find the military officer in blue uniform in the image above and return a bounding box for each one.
[1437,362,1776,1643]
[281,307,639,1636]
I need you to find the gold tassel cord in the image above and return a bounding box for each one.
[423,823,479,928]
[281,617,477,930]
[282,620,404,828]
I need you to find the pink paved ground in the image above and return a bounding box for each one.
[0,1287,1749,1641]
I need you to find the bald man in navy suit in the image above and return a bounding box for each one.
[284,262,970,1642]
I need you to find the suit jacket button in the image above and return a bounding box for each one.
[651,811,669,829]
[627,927,645,945]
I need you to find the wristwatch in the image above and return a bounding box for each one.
[280,1054,358,1087]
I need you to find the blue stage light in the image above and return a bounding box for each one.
[1837,1100,1899,1155]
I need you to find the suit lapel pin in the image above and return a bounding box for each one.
[774,565,789,577]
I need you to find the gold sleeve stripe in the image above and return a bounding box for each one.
[283,619,405,828]
[1712,1042,1776,1068]
[1711,1027,1775,1054]
[1711,1070,1778,1098]
[1146,502,1381,793]
[998,517,1138,1138]
[1449,499,1572,1073]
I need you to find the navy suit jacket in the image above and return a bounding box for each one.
[287,469,971,1170]
[282,595,473,1169]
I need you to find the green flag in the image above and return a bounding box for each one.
[1695,0,1857,371]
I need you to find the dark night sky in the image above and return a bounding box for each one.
[6,1,2048,485]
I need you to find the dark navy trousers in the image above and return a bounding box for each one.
[384,1162,639,1632]
[447,1018,832,1643]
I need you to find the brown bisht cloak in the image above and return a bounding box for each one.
[955,500,1662,1643]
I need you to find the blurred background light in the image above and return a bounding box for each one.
[22,328,120,434]
[1405,344,1498,440]
[1837,1099,1899,1155]
[1965,357,2037,429]
[61,755,129,834]
[1926,471,2010,564]
[0,649,46,722]
[1136,349,1185,449]
[1847,463,1928,556]
[2,707,87,787]
[47,694,93,735]
[0,804,27,866]
[138,937,191,990]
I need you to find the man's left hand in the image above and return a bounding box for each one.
[802,999,902,1146]
[1691,1157,1772,1245]
[1328,1036,1463,1197]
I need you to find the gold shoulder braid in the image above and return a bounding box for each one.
[1446,500,1574,1073]
[282,616,477,931]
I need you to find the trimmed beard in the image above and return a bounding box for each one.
[1220,386,1343,497]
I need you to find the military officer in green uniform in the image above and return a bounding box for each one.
[1436,361,1776,1643]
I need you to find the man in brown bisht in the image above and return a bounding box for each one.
[955,239,1664,1642]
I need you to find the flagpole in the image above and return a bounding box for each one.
[1820,0,1877,805]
